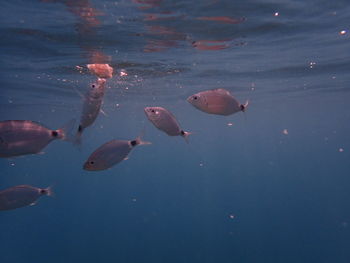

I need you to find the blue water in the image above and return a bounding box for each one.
[1,0,350,262]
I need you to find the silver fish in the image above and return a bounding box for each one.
[0,120,73,158]
[187,88,248,116]
[0,185,52,211]
[144,107,191,141]
[76,78,106,144]
[83,135,151,171]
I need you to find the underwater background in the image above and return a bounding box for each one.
[1,0,350,262]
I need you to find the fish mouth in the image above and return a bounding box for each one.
[186,96,193,103]
[83,162,90,170]
[144,107,153,115]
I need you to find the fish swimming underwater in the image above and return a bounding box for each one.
[0,185,53,211]
[187,88,248,116]
[76,78,106,144]
[83,135,151,171]
[144,107,191,141]
[0,119,74,158]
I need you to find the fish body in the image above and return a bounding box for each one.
[144,107,190,140]
[76,78,106,142]
[0,120,68,158]
[83,136,150,171]
[187,88,248,116]
[0,185,52,211]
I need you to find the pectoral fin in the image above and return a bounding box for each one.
[100,108,108,116]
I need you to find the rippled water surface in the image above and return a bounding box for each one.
[1,0,350,262]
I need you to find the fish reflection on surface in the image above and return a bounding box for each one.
[0,185,53,211]
[197,16,246,24]
[131,0,246,53]
[143,12,186,22]
[64,0,103,28]
[143,25,186,52]
[87,50,112,65]
[191,40,231,51]
[144,39,179,52]
[43,0,107,59]
[132,0,162,10]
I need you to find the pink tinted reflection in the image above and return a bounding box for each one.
[197,16,246,24]
[132,0,162,10]
[143,12,186,21]
[144,39,178,52]
[43,0,110,67]
[191,39,231,51]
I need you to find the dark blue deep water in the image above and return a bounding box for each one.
[1,0,350,262]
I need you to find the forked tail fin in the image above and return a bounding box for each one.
[240,100,249,112]
[43,185,54,197]
[135,135,152,146]
[73,125,84,146]
[134,129,152,146]
[181,130,192,144]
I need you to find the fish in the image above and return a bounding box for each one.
[144,107,191,141]
[0,185,53,211]
[87,64,113,79]
[76,78,106,144]
[187,88,248,116]
[0,119,74,158]
[83,135,151,171]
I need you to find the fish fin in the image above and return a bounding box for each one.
[29,202,37,206]
[241,100,249,112]
[214,88,231,95]
[135,129,152,146]
[181,131,192,144]
[57,119,76,142]
[241,100,249,121]
[100,108,108,116]
[45,185,54,197]
[38,151,45,155]
[73,126,83,146]
[123,157,129,161]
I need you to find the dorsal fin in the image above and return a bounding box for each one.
[213,88,231,96]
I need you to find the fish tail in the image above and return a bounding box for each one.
[45,185,54,197]
[240,100,249,112]
[135,135,152,146]
[57,119,76,142]
[73,125,84,146]
[181,130,192,144]
[134,128,152,146]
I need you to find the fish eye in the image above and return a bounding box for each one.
[193,96,198,100]
[90,161,94,165]
[151,109,155,113]
[92,84,96,88]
